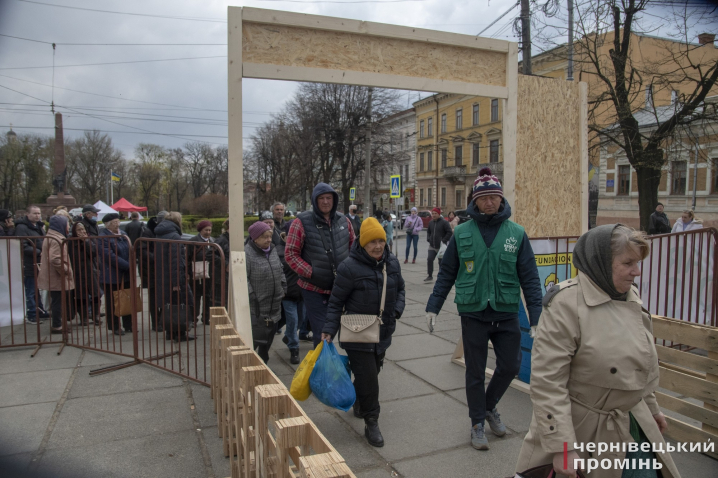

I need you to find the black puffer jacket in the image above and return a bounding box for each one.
[138,217,159,286]
[427,217,453,249]
[212,232,230,306]
[14,216,45,277]
[154,220,194,307]
[323,243,405,355]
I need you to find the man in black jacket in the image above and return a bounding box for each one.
[0,209,14,236]
[138,210,167,331]
[648,203,671,235]
[80,204,101,237]
[14,205,48,323]
[424,207,452,282]
[347,205,362,238]
[125,212,145,245]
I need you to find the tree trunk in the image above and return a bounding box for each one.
[635,165,661,232]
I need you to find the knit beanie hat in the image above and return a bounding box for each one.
[432,207,441,215]
[472,167,503,201]
[197,220,212,232]
[248,221,271,241]
[359,217,387,248]
[260,211,273,221]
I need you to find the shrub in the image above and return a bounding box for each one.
[188,194,228,217]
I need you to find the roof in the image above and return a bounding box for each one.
[111,198,148,212]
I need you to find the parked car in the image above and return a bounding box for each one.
[454,209,471,225]
[418,210,431,228]
[399,210,411,228]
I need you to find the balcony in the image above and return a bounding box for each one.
[443,165,466,183]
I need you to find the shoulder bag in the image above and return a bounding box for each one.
[340,264,386,343]
[510,464,586,478]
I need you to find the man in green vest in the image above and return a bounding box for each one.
[425,167,542,451]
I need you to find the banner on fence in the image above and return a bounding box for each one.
[0,240,26,327]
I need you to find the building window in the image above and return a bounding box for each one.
[618,165,631,195]
[473,104,479,125]
[489,140,499,163]
[441,114,446,133]
[404,164,409,182]
[491,99,499,122]
[455,145,463,166]
[441,149,448,169]
[427,188,432,207]
[427,117,433,136]
[671,90,679,104]
[456,109,463,130]
[456,189,464,209]
[420,120,425,138]
[713,159,718,193]
[427,151,433,171]
[472,143,480,166]
[419,152,425,172]
[646,85,653,109]
[420,188,424,206]
[672,161,687,195]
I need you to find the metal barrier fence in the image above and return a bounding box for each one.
[0,234,225,385]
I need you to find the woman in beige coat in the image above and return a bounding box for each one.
[516,225,680,478]
[38,215,75,334]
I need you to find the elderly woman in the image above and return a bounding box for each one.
[403,207,423,264]
[99,213,132,336]
[321,217,405,448]
[69,222,102,326]
[515,225,679,478]
[38,215,75,334]
[189,220,214,325]
[671,209,703,233]
[246,221,286,363]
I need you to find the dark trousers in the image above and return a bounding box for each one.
[104,284,132,332]
[254,321,278,363]
[24,275,45,319]
[461,316,521,426]
[427,249,442,277]
[50,290,72,329]
[346,350,385,420]
[301,289,331,348]
[148,286,163,331]
[191,279,211,324]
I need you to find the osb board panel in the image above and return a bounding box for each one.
[515,75,583,237]
[242,22,506,87]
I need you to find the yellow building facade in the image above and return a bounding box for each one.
[413,94,503,213]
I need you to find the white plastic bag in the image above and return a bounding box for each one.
[437,241,448,260]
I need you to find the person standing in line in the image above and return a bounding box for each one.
[648,202,671,235]
[403,207,423,264]
[14,205,48,324]
[347,204,362,238]
[285,183,356,348]
[425,167,542,451]
[125,212,145,246]
[98,213,132,336]
[211,219,230,309]
[189,220,214,325]
[138,211,168,332]
[424,207,452,282]
[381,211,394,250]
[80,204,101,237]
[321,217,405,448]
[0,209,14,236]
[671,209,703,233]
[69,222,102,326]
[38,215,75,334]
[246,221,287,363]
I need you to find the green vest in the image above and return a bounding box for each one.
[453,219,525,313]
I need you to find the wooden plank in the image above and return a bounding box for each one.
[652,316,718,352]
[241,7,509,53]
[579,81,589,235]
[655,391,718,429]
[656,344,718,376]
[659,366,718,407]
[242,63,509,99]
[501,41,518,210]
[228,6,244,253]
[664,415,718,460]
[706,350,718,436]
[229,251,253,345]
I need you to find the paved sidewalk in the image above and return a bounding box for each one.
[1,232,715,477]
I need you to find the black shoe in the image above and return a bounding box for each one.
[276,328,283,335]
[299,333,313,342]
[282,335,289,345]
[112,329,125,336]
[38,310,50,319]
[364,418,384,447]
[423,276,433,282]
[100,312,106,317]
[353,402,362,419]
[175,334,195,342]
[290,349,300,364]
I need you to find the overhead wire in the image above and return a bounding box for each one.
[0,34,227,45]
[0,55,226,70]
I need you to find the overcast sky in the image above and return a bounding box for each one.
[0,0,714,159]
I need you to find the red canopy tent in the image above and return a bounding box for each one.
[111,198,148,213]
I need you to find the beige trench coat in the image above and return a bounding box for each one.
[515,273,679,478]
[37,229,74,292]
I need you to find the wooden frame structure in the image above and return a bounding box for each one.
[227,6,588,342]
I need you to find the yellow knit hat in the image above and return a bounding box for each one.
[359,217,387,247]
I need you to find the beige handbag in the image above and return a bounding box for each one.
[339,265,386,343]
[192,261,210,280]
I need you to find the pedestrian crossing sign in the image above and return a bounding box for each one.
[350,188,356,201]
[390,175,401,198]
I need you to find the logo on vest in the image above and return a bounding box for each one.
[465,261,474,273]
[504,237,518,253]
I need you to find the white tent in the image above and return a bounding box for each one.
[93,200,118,221]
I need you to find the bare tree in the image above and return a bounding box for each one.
[183,142,213,198]
[66,131,122,204]
[134,143,166,212]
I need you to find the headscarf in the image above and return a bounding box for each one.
[49,215,69,238]
[572,224,627,301]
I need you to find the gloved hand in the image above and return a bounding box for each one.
[426,312,437,333]
[529,326,537,339]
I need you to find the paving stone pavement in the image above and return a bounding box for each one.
[0,231,716,477]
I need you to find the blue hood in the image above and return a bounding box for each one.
[311,182,339,220]
[467,198,512,227]
[49,216,68,237]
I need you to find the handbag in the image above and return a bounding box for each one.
[192,261,210,280]
[511,464,586,478]
[112,287,143,317]
[340,264,386,344]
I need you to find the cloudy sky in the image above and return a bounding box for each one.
[0,0,529,157]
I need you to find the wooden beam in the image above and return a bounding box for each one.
[227,6,244,252]
[656,344,718,376]
[229,251,253,345]
[659,366,718,407]
[655,391,718,429]
[663,415,718,460]
[652,316,718,352]
[501,41,518,209]
[579,81,589,234]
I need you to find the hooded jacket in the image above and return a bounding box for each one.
[14,216,45,277]
[648,211,671,235]
[322,243,405,355]
[154,220,194,307]
[295,183,351,291]
[426,199,543,325]
[37,217,74,292]
[98,228,131,285]
[138,217,160,285]
[426,216,452,249]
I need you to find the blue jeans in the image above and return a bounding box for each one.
[282,299,304,351]
[298,301,310,337]
[24,275,44,320]
[405,233,419,261]
[301,289,330,348]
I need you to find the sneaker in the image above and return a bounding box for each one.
[471,424,489,450]
[290,349,300,364]
[25,317,43,325]
[412,259,416,264]
[423,276,433,282]
[404,259,408,264]
[485,408,507,436]
[299,333,313,343]
[276,328,283,335]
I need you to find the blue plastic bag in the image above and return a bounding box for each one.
[309,341,356,412]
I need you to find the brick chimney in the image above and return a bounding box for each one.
[698,33,715,46]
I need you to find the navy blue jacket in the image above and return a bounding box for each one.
[98,228,131,286]
[426,199,543,326]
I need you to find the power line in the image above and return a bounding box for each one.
[0,33,226,46]
[1,125,232,141]
[0,55,225,70]
[477,0,520,36]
